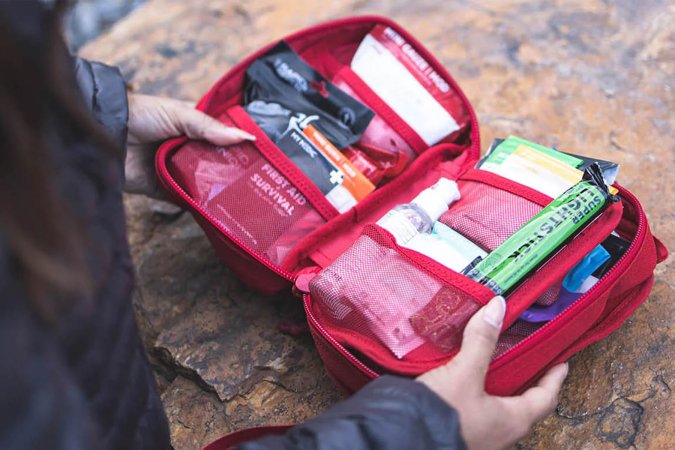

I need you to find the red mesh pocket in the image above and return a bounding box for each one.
[494,320,543,359]
[168,138,245,205]
[535,281,563,306]
[167,113,325,266]
[309,226,485,359]
[440,179,570,306]
[439,180,543,252]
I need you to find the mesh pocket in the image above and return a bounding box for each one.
[439,180,543,252]
[310,232,443,358]
[310,227,485,358]
[494,320,542,359]
[168,114,325,266]
[535,280,563,306]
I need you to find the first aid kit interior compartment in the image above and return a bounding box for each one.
[162,20,477,273]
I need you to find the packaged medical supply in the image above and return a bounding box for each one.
[477,136,618,197]
[464,164,614,296]
[244,41,374,149]
[403,222,487,272]
[376,178,461,244]
[350,25,469,146]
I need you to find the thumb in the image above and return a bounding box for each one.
[452,296,506,383]
[175,106,256,146]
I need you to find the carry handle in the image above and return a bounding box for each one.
[654,236,669,263]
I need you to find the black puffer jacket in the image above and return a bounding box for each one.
[238,376,466,450]
[0,3,466,450]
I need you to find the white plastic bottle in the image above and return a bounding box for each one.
[376,178,460,244]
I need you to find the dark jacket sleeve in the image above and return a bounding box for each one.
[74,57,130,153]
[238,375,467,450]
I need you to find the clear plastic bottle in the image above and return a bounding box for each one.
[376,178,460,244]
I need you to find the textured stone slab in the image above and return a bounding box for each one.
[82,0,673,448]
[161,376,231,450]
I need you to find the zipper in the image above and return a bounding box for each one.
[492,186,646,365]
[303,294,379,378]
[158,159,297,282]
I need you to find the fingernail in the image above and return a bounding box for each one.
[234,129,256,141]
[483,296,506,329]
[208,126,255,143]
[561,362,569,377]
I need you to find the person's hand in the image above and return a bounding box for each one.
[125,94,255,199]
[417,296,568,450]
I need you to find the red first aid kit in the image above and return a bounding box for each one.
[155,16,668,449]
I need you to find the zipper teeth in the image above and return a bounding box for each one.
[492,187,645,364]
[160,165,296,281]
[304,295,379,377]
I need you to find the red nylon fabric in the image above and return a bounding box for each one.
[439,180,543,252]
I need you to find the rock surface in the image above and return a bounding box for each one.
[82,1,673,449]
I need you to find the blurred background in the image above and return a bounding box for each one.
[65,0,146,49]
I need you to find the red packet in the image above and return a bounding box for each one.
[409,285,481,353]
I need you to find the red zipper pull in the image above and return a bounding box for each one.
[292,267,321,298]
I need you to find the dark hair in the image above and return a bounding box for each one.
[0,0,120,321]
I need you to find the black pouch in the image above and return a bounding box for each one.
[244,41,374,149]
